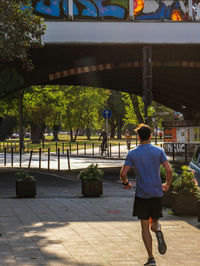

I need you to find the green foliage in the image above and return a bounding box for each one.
[16,170,35,181]
[0,67,24,96]
[0,0,46,70]
[60,86,108,139]
[78,164,104,181]
[172,166,199,194]
[160,165,178,185]
[121,92,143,124]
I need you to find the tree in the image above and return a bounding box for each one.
[60,86,108,141]
[107,91,126,139]
[121,92,174,130]
[23,86,65,143]
[0,0,45,71]
[121,92,145,125]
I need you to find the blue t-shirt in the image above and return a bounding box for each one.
[125,144,167,198]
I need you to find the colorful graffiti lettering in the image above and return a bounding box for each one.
[134,0,187,21]
[31,0,188,21]
[32,0,127,19]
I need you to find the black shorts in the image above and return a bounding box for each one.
[133,196,163,220]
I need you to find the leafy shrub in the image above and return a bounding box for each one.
[160,165,178,185]
[78,164,104,181]
[16,170,35,182]
[172,165,199,194]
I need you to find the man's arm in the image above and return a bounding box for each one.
[162,161,173,192]
[120,165,132,189]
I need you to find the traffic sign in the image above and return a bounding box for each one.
[103,109,112,119]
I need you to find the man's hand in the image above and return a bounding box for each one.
[162,183,170,192]
[123,182,132,190]
[120,165,132,189]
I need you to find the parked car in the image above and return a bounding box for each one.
[24,132,31,139]
[189,145,200,186]
[10,133,19,139]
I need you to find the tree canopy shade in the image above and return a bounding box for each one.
[0,0,45,71]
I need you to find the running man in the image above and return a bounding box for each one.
[120,123,172,266]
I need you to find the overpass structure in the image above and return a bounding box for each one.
[7,0,200,118]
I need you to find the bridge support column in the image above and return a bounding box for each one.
[129,0,134,21]
[68,0,74,20]
[143,46,152,124]
[188,0,193,21]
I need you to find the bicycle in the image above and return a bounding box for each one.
[99,141,109,156]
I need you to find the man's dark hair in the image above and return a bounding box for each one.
[134,124,151,141]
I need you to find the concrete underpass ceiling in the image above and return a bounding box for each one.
[20,44,200,114]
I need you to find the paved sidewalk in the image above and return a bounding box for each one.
[0,168,199,265]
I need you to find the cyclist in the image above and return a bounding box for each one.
[98,129,108,155]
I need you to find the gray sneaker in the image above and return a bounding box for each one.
[156,230,167,255]
[144,257,156,266]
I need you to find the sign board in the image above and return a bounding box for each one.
[103,109,112,119]
[164,143,185,153]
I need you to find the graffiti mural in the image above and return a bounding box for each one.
[135,0,188,21]
[31,0,128,19]
[31,0,189,21]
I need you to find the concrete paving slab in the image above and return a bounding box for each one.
[0,168,199,265]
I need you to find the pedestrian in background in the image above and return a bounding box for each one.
[120,124,172,266]
[125,129,132,150]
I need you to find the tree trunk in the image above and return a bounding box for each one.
[31,123,41,144]
[69,128,74,142]
[53,125,59,141]
[74,128,79,141]
[130,94,144,124]
[110,120,117,139]
[18,90,24,150]
[117,117,123,139]
[86,128,91,140]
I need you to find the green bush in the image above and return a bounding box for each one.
[78,164,104,181]
[16,170,35,182]
[172,165,199,194]
[160,165,178,185]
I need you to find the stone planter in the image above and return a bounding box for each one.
[162,187,173,207]
[197,201,200,222]
[82,179,103,197]
[16,180,36,198]
[171,192,198,216]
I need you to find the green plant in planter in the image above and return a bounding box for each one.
[171,165,199,215]
[172,166,199,194]
[16,170,36,198]
[79,164,104,197]
[78,164,104,181]
[16,170,35,182]
[160,165,178,185]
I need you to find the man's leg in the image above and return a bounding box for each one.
[140,219,153,258]
[149,218,161,233]
[150,218,167,255]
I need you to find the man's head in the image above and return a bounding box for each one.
[134,124,151,141]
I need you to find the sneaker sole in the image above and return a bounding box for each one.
[144,258,156,266]
[156,230,167,255]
